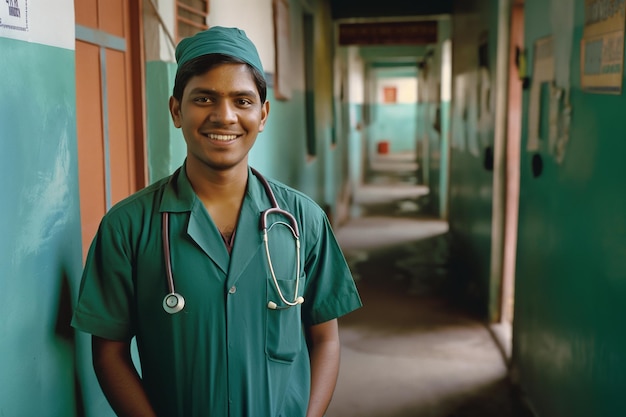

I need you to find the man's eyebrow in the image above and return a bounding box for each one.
[188,87,258,97]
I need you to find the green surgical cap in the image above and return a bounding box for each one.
[175,26,265,80]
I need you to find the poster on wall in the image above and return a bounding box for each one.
[0,0,27,32]
[581,0,626,94]
[0,0,74,50]
[383,86,397,103]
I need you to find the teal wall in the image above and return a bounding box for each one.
[448,0,498,316]
[416,101,429,185]
[146,61,186,183]
[346,102,364,200]
[369,103,417,154]
[426,98,442,212]
[513,1,626,415]
[438,100,451,217]
[424,18,451,217]
[251,91,346,213]
[0,37,83,417]
[248,89,308,184]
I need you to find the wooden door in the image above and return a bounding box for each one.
[75,0,146,257]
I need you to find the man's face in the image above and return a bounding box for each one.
[169,63,269,174]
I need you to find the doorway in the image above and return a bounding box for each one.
[499,0,524,347]
[74,0,146,257]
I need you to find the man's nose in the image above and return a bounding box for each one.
[209,101,237,124]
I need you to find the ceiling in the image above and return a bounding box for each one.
[330,0,453,20]
[330,0,451,66]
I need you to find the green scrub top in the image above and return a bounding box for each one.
[71,165,362,417]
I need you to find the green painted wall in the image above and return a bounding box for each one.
[369,103,417,154]
[416,101,428,185]
[249,89,315,193]
[437,100,451,217]
[146,61,186,183]
[513,1,626,415]
[426,99,442,213]
[424,19,451,217]
[346,103,365,198]
[448,0,498,316]
[0,37,83,417]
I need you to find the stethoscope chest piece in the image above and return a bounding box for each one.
[163,292,185,314]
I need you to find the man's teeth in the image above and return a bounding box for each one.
[207,134,237,141]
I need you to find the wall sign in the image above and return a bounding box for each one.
[0,0,74,50]
[338,21,437,46]
[581,0,626,94]
[383,86,397,103]
[0,0,27,32]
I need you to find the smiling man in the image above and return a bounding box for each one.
[71,26,362,417]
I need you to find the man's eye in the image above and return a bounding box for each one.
[194,97,211,103]
[237,99,252,106]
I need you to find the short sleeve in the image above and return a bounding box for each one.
[71,214,136,341]
[302,214,362,326]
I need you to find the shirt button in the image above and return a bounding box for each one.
[228,285,237,294]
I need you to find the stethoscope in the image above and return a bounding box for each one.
[161,167,304,314]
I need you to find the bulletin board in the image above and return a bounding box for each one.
[581,0,626,94]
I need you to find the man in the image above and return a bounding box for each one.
[71,26,362,417]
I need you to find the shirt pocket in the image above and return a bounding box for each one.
[265,275,304,363]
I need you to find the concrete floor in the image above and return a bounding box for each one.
[327,155,532,417]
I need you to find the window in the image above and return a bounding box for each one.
[176,0,209,41]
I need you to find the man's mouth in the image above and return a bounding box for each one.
[205,133,238,141]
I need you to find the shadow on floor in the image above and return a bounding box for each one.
[329,166,533,417]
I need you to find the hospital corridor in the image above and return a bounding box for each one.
[329,154,532,417]
[2,0,626,416]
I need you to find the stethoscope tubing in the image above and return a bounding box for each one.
[263,223,301,307]
[162,211,185,314]
[161,168,303,314]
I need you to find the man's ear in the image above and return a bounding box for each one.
[169,96,182,128]
[258,100,270,132]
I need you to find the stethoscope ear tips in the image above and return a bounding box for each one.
[163,292,185,314]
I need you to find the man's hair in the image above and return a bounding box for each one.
[172,54,267,103]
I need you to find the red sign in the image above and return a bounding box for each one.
[383,87,397,103]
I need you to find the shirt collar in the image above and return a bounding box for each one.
[159,162,270,214]
[159,163,197,213]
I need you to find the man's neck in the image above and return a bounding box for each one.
[185,161,248,203]
[185,161,248,236]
